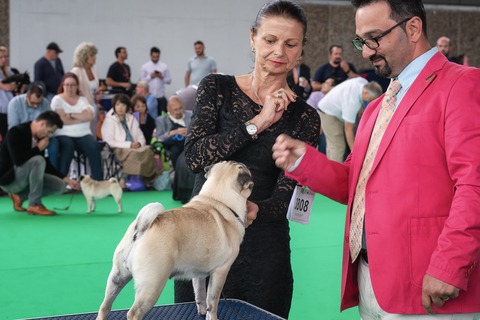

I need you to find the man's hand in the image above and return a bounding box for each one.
[37,137,49,151]
[272,134,307,172]
[422,274,460,314]
[64,177,80,190]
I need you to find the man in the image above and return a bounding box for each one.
[0,111,79,216]
[436,36,451,58]
[139,47,172,115]
[106,47,132,95]
[155,95,192,167]
[184,41,217,87]
[436,36,469,66]
[135,80,159,120]
[7,83,50,129]
[286,50,312,100]
[33,42,65,101]
[273,0,480,318]
[7,83,59,167]
[317,78,382,162]
[311,45,359,91]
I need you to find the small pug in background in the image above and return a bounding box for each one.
[80,175,123,213]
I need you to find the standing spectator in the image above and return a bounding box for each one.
[139,47,172,115]
[131,94,155,144]
[34,42,65,102]
[273,0,480,317]
[51,73,103,181]
[184,40,217,87]
[71,42,103,138]
[155,95,192,167]
[436,36,451,58]
[134,80,158,119]
[286,50,311,100]
[0,111,79,216]
[106,47,132,95]
[311,44,359,91]
[318,78,382,162]
[174,1,319,318]
[0,46,16,139]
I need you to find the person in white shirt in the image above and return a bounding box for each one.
[139,47,172,115]
[318,77,382,162]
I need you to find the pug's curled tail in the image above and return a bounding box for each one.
[132,202,166,241]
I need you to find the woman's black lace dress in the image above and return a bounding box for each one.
[174,74,320,318]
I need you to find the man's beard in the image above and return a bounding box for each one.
[371,55,392,78]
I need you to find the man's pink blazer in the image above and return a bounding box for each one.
[287,52,480,314]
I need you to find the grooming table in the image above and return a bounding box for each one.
[28,299,286,320]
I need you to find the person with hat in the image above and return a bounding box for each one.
[34,42,65,102]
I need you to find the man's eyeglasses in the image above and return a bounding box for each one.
[352,17,413,51]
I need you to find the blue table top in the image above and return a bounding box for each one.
[29,299,286,320]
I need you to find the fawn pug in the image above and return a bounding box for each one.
[80,175,123,213]
[96,161,254,320]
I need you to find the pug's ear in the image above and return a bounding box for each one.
[204,164,214,179]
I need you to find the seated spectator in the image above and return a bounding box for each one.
[101,94,161,188]
[51,73,103,180]
[155,95,192,167]
[135,80,159,119]
[131,94,155,144]
[7,83,60,167]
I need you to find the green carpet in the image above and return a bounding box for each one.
[0,190,359,320]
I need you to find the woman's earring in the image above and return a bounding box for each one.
[251,47,255,53]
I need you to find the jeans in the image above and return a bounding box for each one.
[0,155,65,205]
[56,134,103,181]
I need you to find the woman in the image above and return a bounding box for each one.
[51,73,103,180]
[131,94,155,144]
[101,94,161,188]
[0,46,16,139]
[174,1,320,318]
[71,42,103,138]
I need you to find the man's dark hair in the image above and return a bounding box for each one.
[194,41,204,47]
[27,83,45,98]
[351,0,427,35]
[329,44,343,54]
[151,46,160,55]
[115,46,126,58]
[36,110,63,129]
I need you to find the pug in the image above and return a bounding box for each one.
[80,175,123,213]
[96,161,254,320]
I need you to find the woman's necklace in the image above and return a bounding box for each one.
[249,74,263,106]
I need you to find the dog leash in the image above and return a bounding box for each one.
[53,192,74,211]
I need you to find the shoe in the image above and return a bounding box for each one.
[27,204,56,216]
[9,193,26,212]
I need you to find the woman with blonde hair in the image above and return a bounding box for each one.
[71,42,102,138]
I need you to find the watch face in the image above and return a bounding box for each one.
[246,124,257,135]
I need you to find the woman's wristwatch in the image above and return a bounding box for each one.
[245,121,258,140]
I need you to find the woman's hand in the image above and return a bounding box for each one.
[253,87,297,133]
[131,141,141,149]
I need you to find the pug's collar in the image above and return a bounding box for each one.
[228,207,245,227]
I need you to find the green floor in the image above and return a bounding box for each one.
[0,190,359,320]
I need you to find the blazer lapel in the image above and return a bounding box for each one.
[369,52,447,174]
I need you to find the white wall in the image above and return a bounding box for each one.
[9,0,267,97]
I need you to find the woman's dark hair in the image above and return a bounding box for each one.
[251,0,308,44]
[57,72,81,95]
[351,0,427,36]
[112,93,132,113]
[36,110,63,129]
[131,94,147,112]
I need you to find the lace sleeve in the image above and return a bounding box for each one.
[184,75,253,173]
